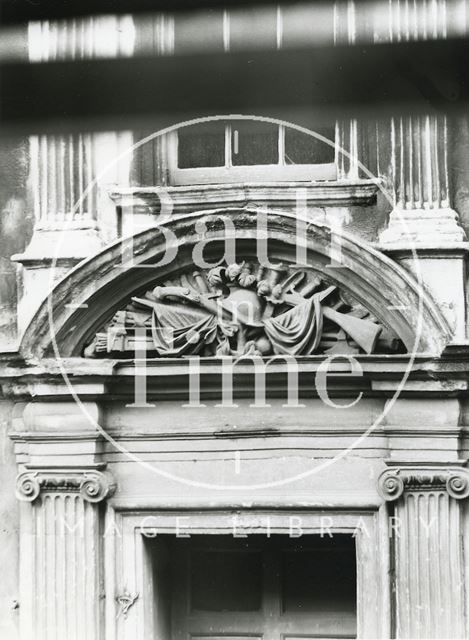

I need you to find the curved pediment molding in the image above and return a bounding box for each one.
[19,207,451,358]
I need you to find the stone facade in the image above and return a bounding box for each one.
[2,3,469,639]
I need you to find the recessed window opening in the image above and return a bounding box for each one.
[171,120,337,185]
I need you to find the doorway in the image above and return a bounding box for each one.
[148,534,357,639]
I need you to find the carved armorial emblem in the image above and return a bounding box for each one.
[378,467,469,502]
[84,260,404,359]
[15,469,116,503]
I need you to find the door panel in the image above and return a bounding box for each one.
[169,535,357,640]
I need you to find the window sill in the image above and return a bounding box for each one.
[110,180,380,216]
[170,163,337,185]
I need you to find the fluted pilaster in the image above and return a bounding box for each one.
[378,466,468,638]
[25,20,112,260]
[17,468,115,640]
[21,17,135,259]
[334,1,360,180]
[380,113,465,245]
[378,0,466,246]
[374,1,469,342]
[13,18,135,330]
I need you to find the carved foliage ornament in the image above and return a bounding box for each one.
[15,469,116,503]
[85,261,403,358]
[378,467,469,501]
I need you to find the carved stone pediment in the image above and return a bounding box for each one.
[84,261,404,358]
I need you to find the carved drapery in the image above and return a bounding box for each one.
[378,466,468,638]
[17,467,115,640]
[84,260,403,358]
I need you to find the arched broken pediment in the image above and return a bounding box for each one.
[20,207,451,359]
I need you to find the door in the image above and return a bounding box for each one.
[167,534,357,640]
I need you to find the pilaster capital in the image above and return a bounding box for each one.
[15,466,116,503]
[378,466,469,502]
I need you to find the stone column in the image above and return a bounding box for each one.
[16,467,115,640]
[334,1,360,181]
[376,0,463,243]
[13,18,135,332]
[374,0,469,343]
[380,113,465,245]
[378,465,469,639]
[21,20,109,261]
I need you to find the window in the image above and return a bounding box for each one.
[167,6,337,185]
[148,534,357,639]
[169,119,337,185]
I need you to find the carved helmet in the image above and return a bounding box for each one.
[221,288,264,327]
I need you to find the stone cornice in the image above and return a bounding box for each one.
[378,465,469,501]
[2,354,469,400]
[379,243,469,258]
[109,180,380,214]
[15,466,116,503]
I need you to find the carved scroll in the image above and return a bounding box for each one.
[378,466,469,501]
[16,468,116,503]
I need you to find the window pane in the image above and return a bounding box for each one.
[232,121,279,166]
[284,126,335,164]
[282,536,357,614]
[174,10,225,53]
[178,122,225,168]
[229,7,278,51]
[191,549,262,611]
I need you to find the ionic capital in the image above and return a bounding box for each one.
[378,466,469,502]
[15,467,116,503]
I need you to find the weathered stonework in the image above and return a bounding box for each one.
[378,464,469,638]
[2,4,469,639]
[18,208,451,359]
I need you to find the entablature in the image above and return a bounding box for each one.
[2,354,469,402]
